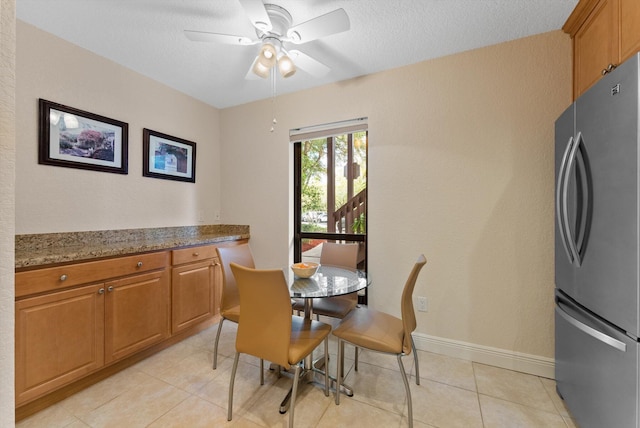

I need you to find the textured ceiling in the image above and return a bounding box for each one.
[17,0,578,109]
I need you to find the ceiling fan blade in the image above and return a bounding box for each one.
[184,30,255,45]
[238,0,272,32]
[288,50,330,78]
[287,9,350,44]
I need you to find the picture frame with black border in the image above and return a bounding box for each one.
[38,99,128,174]
[142,128,196,183]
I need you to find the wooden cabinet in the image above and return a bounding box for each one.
[619,0,640,64]
[565,0,640,98]
[171,245,221,334]
[15,283,105,405]
[15,251,170,405]
[105,270,170,363]
[572,0,617,97]
[15,239,247,411]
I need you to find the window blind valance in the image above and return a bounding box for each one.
[289,117,367,142]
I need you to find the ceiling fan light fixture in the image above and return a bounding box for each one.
[277,53,296,78]
[252,57,271,78]
[185,3,347,82]
[259,42,277,67]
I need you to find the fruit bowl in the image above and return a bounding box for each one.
[291,262,320,278]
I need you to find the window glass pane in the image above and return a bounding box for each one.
[301,138,328,233]
[352,131,367,234]
[297,130,367,269]
[301,238,362,265]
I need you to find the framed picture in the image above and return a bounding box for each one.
[142,128,196,183]
[38,99,128,174]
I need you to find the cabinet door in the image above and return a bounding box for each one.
[15,284,105,405]
[574,0,618,97]
[619,0,640,62]
[171,259,215,333]
[104,270,170,363]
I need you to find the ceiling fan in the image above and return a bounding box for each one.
[184,0,350,79]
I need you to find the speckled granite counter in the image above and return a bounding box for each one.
[15,225,250,269]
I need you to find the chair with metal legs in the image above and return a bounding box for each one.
[333,254,427,428]
[212,243,255,369]
[292,242,360,372]
[227,263,332,427]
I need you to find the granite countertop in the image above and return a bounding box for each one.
[15,225,250,269]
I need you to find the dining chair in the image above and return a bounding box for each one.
[212,243,255,370]
[292,242,360,369]
[227,263,332,427]
[333,254,427,428]
[292,242,359,317]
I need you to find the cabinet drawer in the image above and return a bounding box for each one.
[16,251,170,298]
[172,245,217,265]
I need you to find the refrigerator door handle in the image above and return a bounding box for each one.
[556,135,575,264]
[555,304,627,352]
[562,132,584,266]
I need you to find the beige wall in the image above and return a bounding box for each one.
[13,20,571,377]
[221,30,572,363]
[0,0,15,425]
[15,22,222,234]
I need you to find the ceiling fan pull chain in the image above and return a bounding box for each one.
[270,69,277,132]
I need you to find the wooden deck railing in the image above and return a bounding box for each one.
[331,189,367,234]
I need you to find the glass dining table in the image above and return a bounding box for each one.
[288,265,369,319]
[277,265,370,414]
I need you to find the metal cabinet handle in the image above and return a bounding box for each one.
[107,286,114,292]
[136,261,143,268]
[193,252,200,257]
[60,274,68,281]
[602,63,617,75]
[98,288,105,294]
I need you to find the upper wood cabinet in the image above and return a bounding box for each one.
[565,0,640,98]
[619,0,640,60]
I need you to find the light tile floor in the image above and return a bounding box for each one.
[17,320,577,428]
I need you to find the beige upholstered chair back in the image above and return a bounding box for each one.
[216,244,255,313]
[319,242,359,269]
[230,263,292,368]
[401,254,427,354]
[320,242,360,305]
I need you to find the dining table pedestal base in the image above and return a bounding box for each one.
[276,365,354,414]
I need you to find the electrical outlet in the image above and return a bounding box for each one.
[214,211,221,221]
[417,296,428,312]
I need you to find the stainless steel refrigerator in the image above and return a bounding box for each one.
[555,53,640,428]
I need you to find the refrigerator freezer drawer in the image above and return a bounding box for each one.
[555,301,638,428]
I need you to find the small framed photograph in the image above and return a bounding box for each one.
[142,128,196,183]
[38,99,128,174]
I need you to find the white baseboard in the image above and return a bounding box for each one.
[412,332,555,379]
